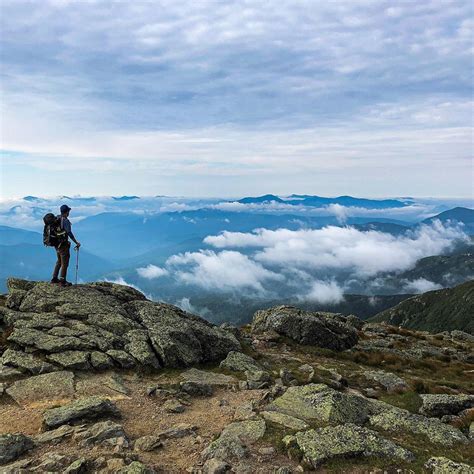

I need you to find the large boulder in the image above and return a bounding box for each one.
[127,300,240,366]
[251,306,358,351]
[419,394,474,418]
[293,424,414,468]
[2,280,240,372]
[369,405,468,447]
[267,384,371,424]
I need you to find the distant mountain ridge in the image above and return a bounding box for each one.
[423,207,474,234]
[370,280,474,334]
[236,194,411,208]
[237,194,285,204]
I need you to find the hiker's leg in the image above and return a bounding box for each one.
[52,249,61,279]
[59,245,71,280]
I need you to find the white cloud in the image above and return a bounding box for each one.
[175,297,211,318]
[136,264,168,279]
[166,249,284,293]
[1,1,472,197]
[403,278,443,293]
[327,204,349,224]
[299,280,344,304]
[102,276,149,297]
[205,221,468,277]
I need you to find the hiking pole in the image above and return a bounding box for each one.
[74,246,80,285]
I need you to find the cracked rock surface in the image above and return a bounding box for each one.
[2,279,240,373]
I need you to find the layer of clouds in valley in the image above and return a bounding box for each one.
[135,220,468,303]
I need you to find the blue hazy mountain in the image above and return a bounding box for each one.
[112,195,140,201]
[22,195,41,202]
[0,226,41,246]
[237,194,411,208]
[291,195,409,208]
[74,209,414,261]
[423,207,474,234]
[351,222,410,235]
[74,209,335,259]
[237,194,285,204]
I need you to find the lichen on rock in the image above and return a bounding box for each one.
[251,305,359,351]
[2,279,241,373]
[294,424,414,468]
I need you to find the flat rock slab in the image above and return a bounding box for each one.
[75,373,130,400]
[43,396,120,429]
[369,406,468,447]
[6,371,75,408]
[221,418,266,443]
[268,383,371,424]
[181,368,238,386]
[261,411,309,431]
[34,425,77,445]
[294,424,414,468]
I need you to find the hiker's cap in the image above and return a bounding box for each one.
[60,204,71,213]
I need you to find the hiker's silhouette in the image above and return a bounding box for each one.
[43,204,81,287]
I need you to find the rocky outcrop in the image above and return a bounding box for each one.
[2,279,240,373]
[251,306,358,351]
[267,383,371,424]
[291,424,414,468]
[419,394,474,418]
[369,405,468,447]
[1,278,473,472]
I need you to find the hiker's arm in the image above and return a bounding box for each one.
[67,230,79,245]
[63,218,80,246]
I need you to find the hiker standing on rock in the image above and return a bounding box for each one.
[50,204,81,287]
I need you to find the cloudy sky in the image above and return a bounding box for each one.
[1,0,472,198]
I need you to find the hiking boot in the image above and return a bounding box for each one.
[58,280,72,287]
[50,277,60,284]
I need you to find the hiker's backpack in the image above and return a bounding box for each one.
[43,213,67,247]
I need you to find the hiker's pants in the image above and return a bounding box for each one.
[53,242,70,280]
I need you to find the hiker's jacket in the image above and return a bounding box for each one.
[58,215,76,243]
